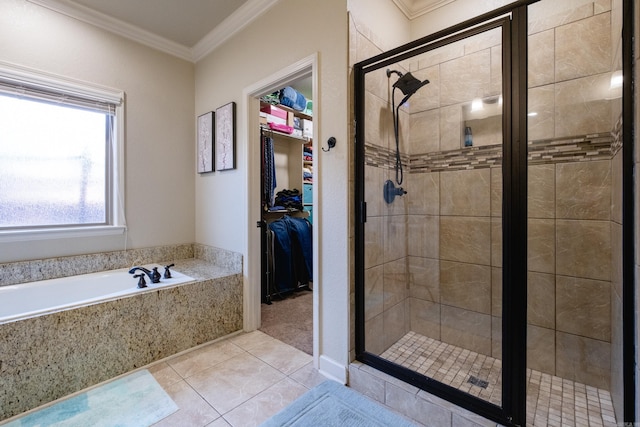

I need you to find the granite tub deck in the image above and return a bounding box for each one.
[0,258,243,421]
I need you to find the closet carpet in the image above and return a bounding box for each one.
[259,289,313,355]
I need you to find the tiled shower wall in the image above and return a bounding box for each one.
[359,1,621,391]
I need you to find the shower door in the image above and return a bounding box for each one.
[354,9,524,426]
[355,0,633,425]
[354,0,636,426]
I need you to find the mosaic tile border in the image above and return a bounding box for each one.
[528,132,617,165]
[365,131,619,173]
[410,144,501,173]
[610,114,623,156]
[364,143,410,171]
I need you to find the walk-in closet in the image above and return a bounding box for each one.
[258,81,314,355]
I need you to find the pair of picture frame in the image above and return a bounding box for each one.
[197,101,235,173]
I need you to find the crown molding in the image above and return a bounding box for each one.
[192,0,280,63]
[27,0,281,63]
[392,0,457,19]
[27,0,193,61]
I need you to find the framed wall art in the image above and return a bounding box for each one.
[215,101,236,171]
[197,111,214,173]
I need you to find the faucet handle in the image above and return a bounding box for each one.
[150,267,162,283]
[134,274,147,288]
[164,264,175,279]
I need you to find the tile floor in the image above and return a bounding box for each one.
[0,331,324,427]
[9,328,619,426]
[382,331,617,427]
[147,330,325,426]
[4,330,427,427]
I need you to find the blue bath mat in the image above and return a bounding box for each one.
[260,380,418,426]
[4,369,178,427]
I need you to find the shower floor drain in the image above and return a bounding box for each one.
[467,375,489,389]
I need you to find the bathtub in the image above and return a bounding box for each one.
[0,265,195,323]
[0,256,243,421]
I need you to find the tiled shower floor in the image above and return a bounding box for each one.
[381,331,617,427]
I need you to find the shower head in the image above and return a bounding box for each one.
[386,68,431,186]
[392,71,430,97]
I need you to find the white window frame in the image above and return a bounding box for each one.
[0,61,126,242]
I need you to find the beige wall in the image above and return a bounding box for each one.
[195,0,350,376]
[0,0,196,263]
[348,0,411,51]
[410,0,511,39]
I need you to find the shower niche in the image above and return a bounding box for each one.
[460,95,502,148]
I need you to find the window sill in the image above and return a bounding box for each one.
[0,225,127,243]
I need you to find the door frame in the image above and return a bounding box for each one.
[354,7,525,427]
[243,53,319,365]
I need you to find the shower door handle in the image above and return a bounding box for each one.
[360,201,367,223]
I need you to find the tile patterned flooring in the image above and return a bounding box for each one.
[147,330,325,426]
[7,329,620,426]
[4,331,328,427]
[381,331,617,427]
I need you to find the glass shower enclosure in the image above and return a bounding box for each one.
[354,1,632,426]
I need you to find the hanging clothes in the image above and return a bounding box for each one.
[268,216,312,293]
[262,133,276,209]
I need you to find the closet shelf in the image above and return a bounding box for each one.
[260,124,311,143]
[261,100,312,121]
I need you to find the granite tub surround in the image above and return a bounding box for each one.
[0,246,243,421]
[0,243,242,288]
[0,243,194,287]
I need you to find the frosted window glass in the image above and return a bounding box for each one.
[0,95,108,228]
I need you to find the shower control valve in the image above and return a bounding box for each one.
[384,180,407,204]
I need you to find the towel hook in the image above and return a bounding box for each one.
[322,137,336,152]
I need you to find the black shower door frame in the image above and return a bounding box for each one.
[354,11,527,425]
[355,0,636,425]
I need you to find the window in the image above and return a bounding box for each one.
[0,63,125,241]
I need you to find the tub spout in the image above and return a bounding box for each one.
[128,266,161,284]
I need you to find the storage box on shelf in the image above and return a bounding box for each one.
[260,101,312,142]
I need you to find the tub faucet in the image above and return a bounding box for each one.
[128,266,161,283]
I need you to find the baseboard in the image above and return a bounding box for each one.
[318,355,347,384]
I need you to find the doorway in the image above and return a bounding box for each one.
[244,54,319,362]
[258,78,314,354]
